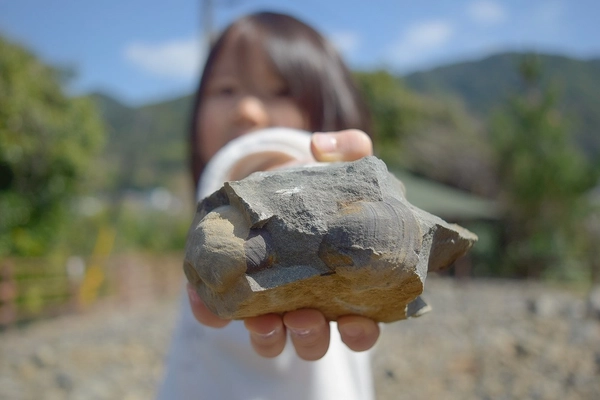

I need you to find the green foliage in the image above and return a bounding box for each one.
[0,36,105,256]
[490,55,598,279]
[353,70,414,159]
[111,206,190,252]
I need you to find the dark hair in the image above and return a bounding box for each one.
[190,11,371,187]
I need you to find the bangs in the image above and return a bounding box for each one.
[264,31,328,130]
[256,15,367,132]
[217,14,348,132]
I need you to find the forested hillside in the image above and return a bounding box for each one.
[404,52,600,158]
[92,92,193,192]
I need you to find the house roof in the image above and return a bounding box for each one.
[392,170,500,222]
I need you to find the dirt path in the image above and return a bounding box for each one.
[1,278,599,400]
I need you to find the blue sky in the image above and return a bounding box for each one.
[1,0,598,106]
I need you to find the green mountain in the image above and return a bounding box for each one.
[91,92,193,191]
[404,52,600,158]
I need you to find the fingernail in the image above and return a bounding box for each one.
[187,286,201,304]
[341,323,364,338]
[253,327,280,339]
[289,327,314,338]
[313,133,337,154]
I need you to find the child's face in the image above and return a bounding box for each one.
[197,38,308,164]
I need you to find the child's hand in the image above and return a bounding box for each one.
[187,129,379,361]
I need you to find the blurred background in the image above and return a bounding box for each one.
[1,1,599,399]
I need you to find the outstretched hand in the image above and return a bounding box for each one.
[187,129,380,361]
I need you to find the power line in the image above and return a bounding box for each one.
[201,0,242,47]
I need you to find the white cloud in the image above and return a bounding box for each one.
[467,1,507,26]
[386,20,455,67]
[403,20,454,49]
[124,37,206,80]
[328,31,361,55]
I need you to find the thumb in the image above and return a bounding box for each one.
[310,129,373,162]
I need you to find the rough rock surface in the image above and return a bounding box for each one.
[184,156,477,322]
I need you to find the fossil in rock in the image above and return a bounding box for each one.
[184,156,477,323]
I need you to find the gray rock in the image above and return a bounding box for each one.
[32,345,57,368]
[55,371,74,391]
[587,285,600,320]
[184,156,477,322]
[527,294,563,318]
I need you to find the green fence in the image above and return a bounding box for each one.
[0,253,184,328]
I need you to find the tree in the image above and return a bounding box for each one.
[0,36,105,256]
[355,70,495,196]
[354,70,423,165]
[490,55,598,279]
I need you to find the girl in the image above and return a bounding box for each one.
[159,12,379,399]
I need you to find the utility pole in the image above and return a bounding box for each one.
[201,0,240,48]
[202,0,214,48]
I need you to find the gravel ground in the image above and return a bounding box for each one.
[1,277,599,400]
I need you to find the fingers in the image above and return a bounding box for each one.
[311,129,373,162]
[188,281,378,358]
[186,283,230,328]
[283,309,330,361]
[337,315,380,352]
[247,312,379,359]
[244,314,286,358]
